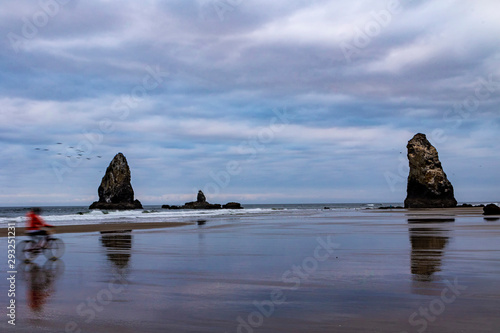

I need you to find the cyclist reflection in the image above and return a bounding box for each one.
[21,260,65,312]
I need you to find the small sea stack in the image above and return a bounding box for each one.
[162,190,243,210]
[404,133,457,208]
[222,202,243,209]
[89,153,143,210]
[183,190,222,209]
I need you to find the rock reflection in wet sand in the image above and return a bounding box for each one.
[100,231,132,268]
[409,226,449,281]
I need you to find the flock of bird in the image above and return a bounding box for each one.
[34,143,103,160]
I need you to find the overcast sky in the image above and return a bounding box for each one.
[1,0,499,206]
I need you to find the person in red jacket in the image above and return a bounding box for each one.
[26,208,53,244]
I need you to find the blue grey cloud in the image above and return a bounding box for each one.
[1,0,499,205]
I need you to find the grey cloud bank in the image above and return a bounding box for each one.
[1,0,499,205]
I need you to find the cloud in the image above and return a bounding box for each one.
[1,0,499,205]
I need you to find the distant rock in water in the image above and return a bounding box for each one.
[222,202,243,209]
[404,133,457,208]
[161,205,181,209]
[183,190,222,209]
[89,153,143,210]
[483,204,500,215]
[162,190,242,210]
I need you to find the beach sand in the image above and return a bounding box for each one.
[1,207,499,332]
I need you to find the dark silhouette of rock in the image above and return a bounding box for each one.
[161,205,181,209]
[89,153,143,210]
[183,200,222,210]
[222,202,243,209]
[179,190,221,209]
[162,191,242,210]
[197,190,206,203]
[457,203,483,208]
[404,133,457,208]
[483,204,500,215]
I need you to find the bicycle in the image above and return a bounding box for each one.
[18,227,65,262]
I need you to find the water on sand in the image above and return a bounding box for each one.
[1,207,499,332]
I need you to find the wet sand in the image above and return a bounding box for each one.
[0,221,193,237]
[1,207,499,332]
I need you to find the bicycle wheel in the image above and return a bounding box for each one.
[44,238,65,260]
[18,240,39,262]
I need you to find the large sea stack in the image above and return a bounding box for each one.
[89,153,143,210]
[404,133,457,208]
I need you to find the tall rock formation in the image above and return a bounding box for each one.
[404,133,457,208]
[89,153,143,210]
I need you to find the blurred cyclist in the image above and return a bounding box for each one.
[26,207,53,246]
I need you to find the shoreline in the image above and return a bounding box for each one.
[2,207,494,237]
[0,221,193,237]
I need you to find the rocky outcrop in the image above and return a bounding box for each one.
[162,191,243,210]
[404,133,457,208]
[483,204,500,215]
[89,153,143,210]
[182,190,222,209]
[222,202,243,209]
[183,201,222,210]
[161,204,181,209]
